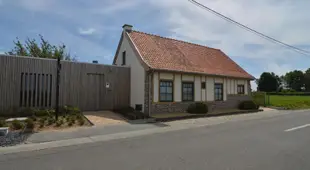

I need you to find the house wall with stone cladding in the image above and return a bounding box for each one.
[150,71,252,114]
[151,95,252,114]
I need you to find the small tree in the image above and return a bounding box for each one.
[6,35,76,61]
[257,72,280,92]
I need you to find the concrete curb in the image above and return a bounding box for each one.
[127,118,157,124]
[155,109,263,122]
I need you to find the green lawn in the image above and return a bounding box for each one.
[267,95,310,109]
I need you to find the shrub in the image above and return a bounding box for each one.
[75,114,83,120]
[39,122,45,128]
[252,92,266,106]
[67,106,81,115]
[65,115,71,123]
[65,116,76,126]
[0,119,7,127]
[48,109,55,115]
[187,103,208,114]
[10,120,24,130]
[239,100,258,110]
[59,105,68,115]
[55,119,64,127]
[68,121,74,126]
[77,118,85,126]
[18,107,36,117]
[47,117,55,125]
[69,118,76,124]
[30,115,37,121]
[25,119,35,129]
[60,105,81,115]
[34,109,50,117]
[38,117,47,128]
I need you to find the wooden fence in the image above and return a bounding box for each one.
[0,55,130,112]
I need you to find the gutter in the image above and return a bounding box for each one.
[147,69,155,117]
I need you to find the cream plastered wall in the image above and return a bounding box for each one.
[153,72,250,102]
[115,33,145,111]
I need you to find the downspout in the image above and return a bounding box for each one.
[147,69,154,117]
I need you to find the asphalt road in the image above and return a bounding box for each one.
[1,110,310,170]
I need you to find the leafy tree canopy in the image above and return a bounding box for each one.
[257,72,281,92]
[284,70,305,92]
[304,68,310,91]
[6,35,76,61]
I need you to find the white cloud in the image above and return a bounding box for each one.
[92,0,142,15]
[149,0,310,77]
[17,0,55,11]
[78,28,96,35]
[4,0,310,73]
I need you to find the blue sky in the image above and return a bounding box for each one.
[1,0,310,89]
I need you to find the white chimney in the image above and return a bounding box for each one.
[122,24,133,32]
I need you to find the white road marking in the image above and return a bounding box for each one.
[285,124,310,132]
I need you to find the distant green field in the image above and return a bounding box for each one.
[267,95,310,109]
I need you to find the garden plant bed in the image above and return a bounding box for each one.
[31,115,92,132]
[0,106,92,133]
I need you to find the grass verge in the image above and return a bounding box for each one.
[267,95,310,109]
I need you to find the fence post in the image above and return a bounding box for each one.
[55,57,61,120]
[263,92,267,106]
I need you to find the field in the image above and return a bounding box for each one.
[267,95,310,109]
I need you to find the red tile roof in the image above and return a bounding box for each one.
[128,30,254,79]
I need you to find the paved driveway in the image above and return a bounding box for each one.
[83,111,127,126]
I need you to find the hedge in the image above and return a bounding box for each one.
[267,92,310,96]
[187,103,208,114]
[239,100,259,110]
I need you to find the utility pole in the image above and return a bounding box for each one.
[55,57,61,120]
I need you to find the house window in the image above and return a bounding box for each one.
[159,80,173,102]
[214,83,223,101]
[237,85,245,94]
[201,82,206,89]
[122,51,126,65]
[182,82,194,101]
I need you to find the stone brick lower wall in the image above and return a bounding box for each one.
[151,102,194,114]
[150,95,252,115]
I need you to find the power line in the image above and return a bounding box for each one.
[188,0,310,56]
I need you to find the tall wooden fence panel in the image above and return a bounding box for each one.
[0,55,130,113]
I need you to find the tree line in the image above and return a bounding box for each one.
[256,69,310,92]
